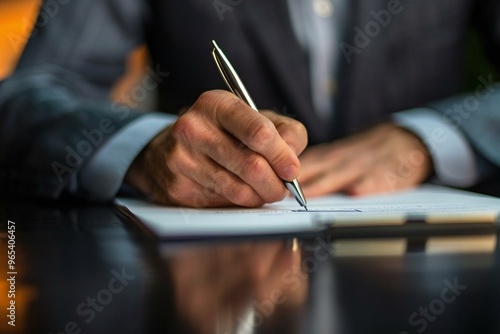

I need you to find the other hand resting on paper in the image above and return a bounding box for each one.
[299,123,432,197]
[125,90,308,207]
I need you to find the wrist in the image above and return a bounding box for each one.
[125,124,175,202]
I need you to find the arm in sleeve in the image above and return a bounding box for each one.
[393,0,500,187]
[0,0,157,200]
[393,109,478,187]
[392,109,497,187]
[74,113,177,202]
[432,0,500,171]
[425,83,500,182]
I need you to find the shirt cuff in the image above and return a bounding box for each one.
[392,108,478,187]
[76,112,177,201]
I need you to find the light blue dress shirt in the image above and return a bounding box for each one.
[73,0,479,200]
[286,0,478,187]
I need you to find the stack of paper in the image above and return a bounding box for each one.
[116,185,500,239]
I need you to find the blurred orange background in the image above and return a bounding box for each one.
[0,0,149,104]
[0,0,39,80]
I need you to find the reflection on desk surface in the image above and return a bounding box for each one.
[1,200,500,334]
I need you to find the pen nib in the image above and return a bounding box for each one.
[304,206,308,211]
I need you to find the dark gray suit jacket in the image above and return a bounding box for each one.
[1,0,499,199]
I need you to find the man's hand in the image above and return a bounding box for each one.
[299,123,432,197]
[125,90,308,207]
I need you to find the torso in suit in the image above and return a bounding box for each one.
[147,0,497,143]
[0,0,499,199]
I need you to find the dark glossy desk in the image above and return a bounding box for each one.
[1,199,499,334]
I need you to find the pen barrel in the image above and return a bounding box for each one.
[212,41,258,111]
[212,40,308,209]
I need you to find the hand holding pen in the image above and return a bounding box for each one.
[212,41,308,210]
[125,46,308,208]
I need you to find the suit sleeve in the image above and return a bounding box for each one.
[0,0,152,200]
[425,0,500,179]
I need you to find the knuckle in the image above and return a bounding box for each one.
[211,136,230,159]
[210,170,230,193]
[295,122,308,143]
[241,154,268,182]
[209,170,258,207]
[224,98,248,113]
[264,186,287,203]
[197,90,219,106]
[165,157,178,175]
[274,121,292,140]
[205,90,241,116]
[190,192,212,208]
[227,184,250,206]
[275,122,308,155]
[165,181,185,205]
[284,118,306,135]
[210,168,264,207]
[247,119,275,148]
[165,146,187,174]
[172,115,197,143]
[237,187,265,208]
[197,91,212,102]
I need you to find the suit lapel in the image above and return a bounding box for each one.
[240,0,332,144]
[332,0,360,138]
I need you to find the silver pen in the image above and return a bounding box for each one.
[211,40,308,210]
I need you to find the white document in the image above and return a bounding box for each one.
[116,185,500,239]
